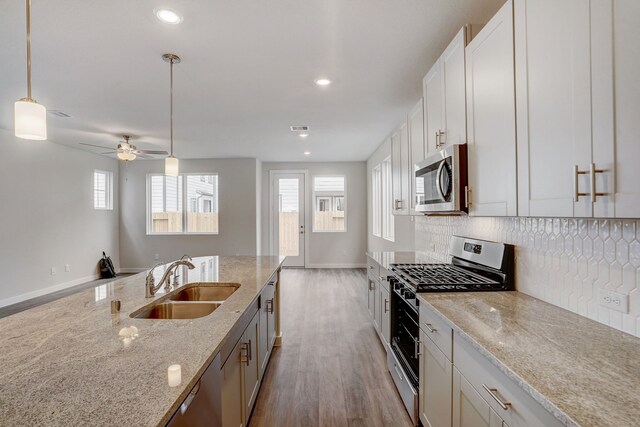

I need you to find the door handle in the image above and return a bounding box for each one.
[589,163,607,202]
[180,380,201,415]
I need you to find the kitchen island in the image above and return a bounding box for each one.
[0,255,284,426]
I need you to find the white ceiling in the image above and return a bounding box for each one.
[0,0,504,161]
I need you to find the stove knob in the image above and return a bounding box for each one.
[405,290,416,300]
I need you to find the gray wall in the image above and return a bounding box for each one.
[0,129,119,306]
[119,158,260,269]
[261,162,367,267]
[366,138,415,252]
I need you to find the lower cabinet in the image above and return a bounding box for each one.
[242,313,260,419]
[419,329,452,427]
[258,282,277,377]
[368,277,379,331]
[221,338,245,427]
[380,281,391,345]
[453,368,504,427]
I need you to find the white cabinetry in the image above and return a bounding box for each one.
[409,99,425,215]
[380,278,391,344]
[423,27,469,155]
[365,256,391,349]
[516,0,640,218]
[453,368,504,427]
[419,328,453,427]
[391,122,410,215]
[465,0,517,216]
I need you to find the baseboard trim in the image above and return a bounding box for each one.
[118,268,148,274]
[0,273,100,309]
[304,263,367,269]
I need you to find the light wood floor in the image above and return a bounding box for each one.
[250,268,413,427]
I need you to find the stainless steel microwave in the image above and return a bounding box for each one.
[415,144,468,214]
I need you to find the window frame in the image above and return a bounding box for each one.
[93,169,113,211]
[312,175,347,233]
[146,172,219,235]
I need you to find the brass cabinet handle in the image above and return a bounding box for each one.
[482,384,511,410]
[425,323,437,333]
[589,163,607,202]
[464,185,471,208]
[573,165,590,202]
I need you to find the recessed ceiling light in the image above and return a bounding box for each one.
[314,78,331,86]
[299,133,309,138]
[303,151,311,156]
[155,9,183,24]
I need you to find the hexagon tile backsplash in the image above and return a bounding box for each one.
[415,216,640,337]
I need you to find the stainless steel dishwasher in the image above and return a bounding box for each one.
[166,354,222,427]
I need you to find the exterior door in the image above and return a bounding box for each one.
[272,173,305,267]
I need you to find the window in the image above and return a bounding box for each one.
[313,176,346,232]
[382,157,394,241]
[148,174,218,234]
[94,170,113,210]
[372,165,382,237]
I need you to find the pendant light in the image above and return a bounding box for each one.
[163,53,181,177]
[14,0,47,140]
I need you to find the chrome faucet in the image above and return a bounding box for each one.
[145,259,196,298]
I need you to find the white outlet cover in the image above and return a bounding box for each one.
[51,267,57,276]
[598,288,629,314]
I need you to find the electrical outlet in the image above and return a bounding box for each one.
[65,264,71,272]
[598,289,629,314]
[154,254,160,261]
[50,267,57,276]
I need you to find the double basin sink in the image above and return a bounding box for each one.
[131,283,239,320]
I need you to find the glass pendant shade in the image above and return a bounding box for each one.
[117,151,136,161]
[165,155,179,176]
[14,99,47,140]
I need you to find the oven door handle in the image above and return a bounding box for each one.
[435,160,447,202]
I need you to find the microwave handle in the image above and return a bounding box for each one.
[435,161,447,202]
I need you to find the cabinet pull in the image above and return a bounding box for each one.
[589,163,607,202]
[180,380,201,415]
[384,299,389,313]
[573,165,590,202]
[482,384,511,410]
[425,323,437,333]
[435,130,446,148]
[368,280,374,291]
[464,186,471,208]
[394,199,402,210]
[241,343,250,366]
[268,298,274,314]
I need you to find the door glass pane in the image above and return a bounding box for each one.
[278,178,299,257]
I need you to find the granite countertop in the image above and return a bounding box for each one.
[0,256,284,427]
[417,291,640,427]
[366,250,442,270]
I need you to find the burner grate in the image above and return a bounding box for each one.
[391,263,503,292]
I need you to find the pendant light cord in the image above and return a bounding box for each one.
[169,57,174,157]
[26,0,32,100]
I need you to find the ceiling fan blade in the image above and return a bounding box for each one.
[135,153,153,159]
[80,142,114,150]
[135,150,169,155]
[101,151,117,155]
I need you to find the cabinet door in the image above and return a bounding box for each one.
[453,368,502,427]
[380,283,391,344]
[258,293,269,378]
[399,121,411,215]
[466,0,517,216]
[423,61,443,155]
[514,0,594,217]
[242,313,260,423]
[266,283,277,352]
[373,280,381,333]
[221,340,245,427]
[391,129,403,214]
[409,99,425,215]
[367,277,376,321]
[419,330,452,427]
[441,27,468,147]
[611,0,640,217]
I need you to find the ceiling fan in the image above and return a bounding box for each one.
[80,135,168,161]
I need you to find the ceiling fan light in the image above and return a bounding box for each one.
[165,156,179,176]
[127,152,137,161]
[14,99,47,140]
[116,151,128,161]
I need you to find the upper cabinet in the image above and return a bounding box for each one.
[409,99,425,216]
[423,27,469,155]
[391,121,411,215]
[515,0,640,218]
[465,0,517,217]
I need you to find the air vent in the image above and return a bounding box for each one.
[290,125,309,132]
[48,110,72,118]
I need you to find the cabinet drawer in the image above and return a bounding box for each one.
[367,256,380,280]
[454,335,563,427]
[419,302,453,361]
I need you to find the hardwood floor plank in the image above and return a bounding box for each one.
[249,268,412,427]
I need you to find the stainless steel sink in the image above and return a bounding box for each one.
[132,301,221,319]
[169,283,240,302]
